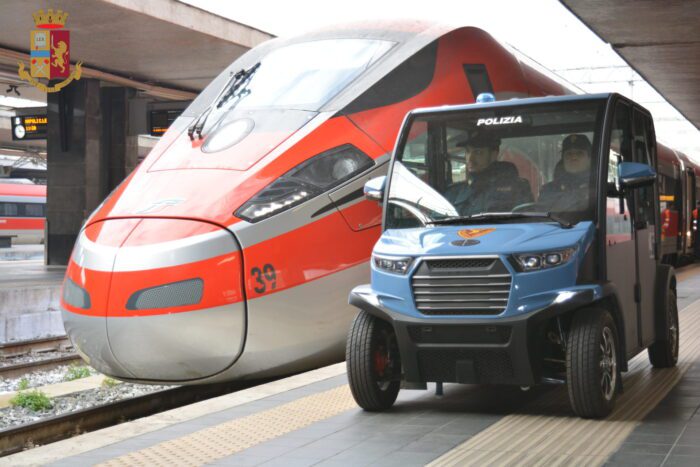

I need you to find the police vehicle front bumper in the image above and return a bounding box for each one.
[349,284,604,387]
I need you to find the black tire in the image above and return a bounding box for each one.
[566,308,620,418]
[346,311,400,411]
[648,290,679,368]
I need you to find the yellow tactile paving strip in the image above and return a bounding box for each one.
[99,385,356,467]
[95,300,700,467]
[430,299,700,466]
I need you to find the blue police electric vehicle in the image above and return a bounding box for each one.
[346,93,679,418]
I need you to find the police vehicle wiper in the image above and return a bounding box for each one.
[187,62,260,141]
[427,212,573,229]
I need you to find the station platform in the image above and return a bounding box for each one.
[4,267,700,466]
[0,260,65,343]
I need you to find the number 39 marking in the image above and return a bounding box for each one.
[251,264,277,294]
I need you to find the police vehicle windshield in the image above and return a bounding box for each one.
[386,99,606,229]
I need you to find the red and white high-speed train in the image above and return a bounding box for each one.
[60,21,698,384]
[657,145,700,264]
[0,182,46,246]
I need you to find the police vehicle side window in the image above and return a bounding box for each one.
[401,120,429,179]
[606,102,633,243]
[386,121,430,229]
[632,109,656,227]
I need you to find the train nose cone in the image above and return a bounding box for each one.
[61,218,245,382]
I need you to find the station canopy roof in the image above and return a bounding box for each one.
[561,0,700,130]
[0,0,274,101]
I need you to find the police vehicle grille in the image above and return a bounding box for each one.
[417,348,514,384]
[407,325,511,344]
[411,257,511,315]
[427,258,496,269]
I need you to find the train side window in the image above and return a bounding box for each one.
[462,64,494,99]
[24,203,44,218]
[632,110,656,227]
[0,202,18,217]
[343,41,438,114]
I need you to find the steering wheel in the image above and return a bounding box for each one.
[512,202,546,213]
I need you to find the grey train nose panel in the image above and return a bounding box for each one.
[61,309,135,379]
[107,303,246,381]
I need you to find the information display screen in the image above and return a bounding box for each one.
[150,109,182,137]
[11,115,47,141]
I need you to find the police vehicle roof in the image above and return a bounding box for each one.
[406,93,615,118]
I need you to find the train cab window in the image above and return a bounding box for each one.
[187,38,395,120]
[227,39,393,111]
[632,109,656,227]
[0,202,18,217]
[462,64,494,99]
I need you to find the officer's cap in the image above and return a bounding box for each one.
[562,134,592,154]
[457,131,500,149]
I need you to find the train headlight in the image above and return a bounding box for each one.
[372,254,413,275]
[513,247,576,272]
[236,144,373,222]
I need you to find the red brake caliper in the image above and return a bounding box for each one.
[374,346,388,377]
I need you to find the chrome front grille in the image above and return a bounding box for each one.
[411,256,511,315]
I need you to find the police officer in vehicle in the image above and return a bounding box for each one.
[446,132,533,215]
[538,134,593,211]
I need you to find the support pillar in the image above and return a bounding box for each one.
[101,87,139,193]
[46,78,104,265]
[46,81,139,265]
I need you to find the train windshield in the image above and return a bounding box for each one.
[386,100,606,229]
[198,38,393,115]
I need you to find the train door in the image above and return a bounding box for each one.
[632,107,658,347]
[605,100,638,355]
[695,174,700,254]
[684,169,696,254]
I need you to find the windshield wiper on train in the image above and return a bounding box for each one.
[216,61,260,109]
[187,62,261,141]
[427,212,573,229]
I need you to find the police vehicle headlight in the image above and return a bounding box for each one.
[235,144,373,223]
[372,254,413,275]
[514,248,576,272]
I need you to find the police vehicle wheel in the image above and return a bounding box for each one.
[648,290,679,368]
[346,311,400,411]
[566,308,619,419]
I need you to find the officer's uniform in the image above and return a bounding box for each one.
[538,134,593,212]
[447,161,533,215]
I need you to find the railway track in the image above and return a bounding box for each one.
[0,335,72,357]
[0,336,82,379]
[0,379,260,457]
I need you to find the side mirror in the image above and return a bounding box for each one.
[619,161,656,189]
[364,176,386,202]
